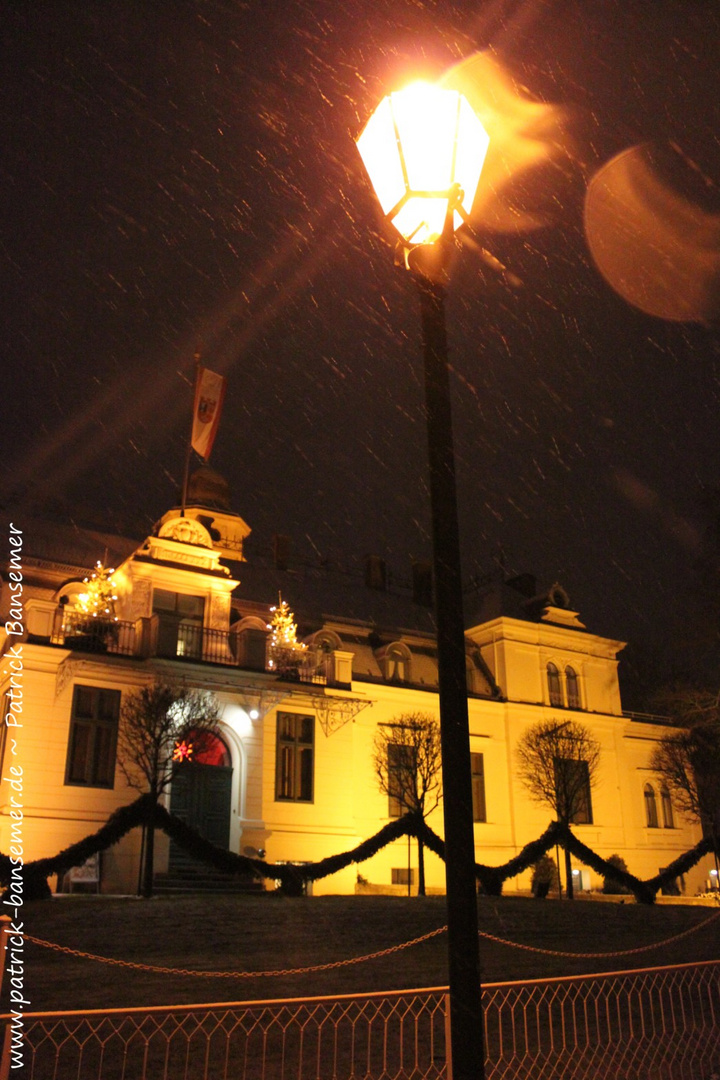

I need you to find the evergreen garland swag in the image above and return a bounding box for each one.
[1,797,715,903]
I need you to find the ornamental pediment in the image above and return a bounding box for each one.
[146,534,221,571]
[158,515,213,548]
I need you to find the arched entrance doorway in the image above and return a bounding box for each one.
[169,730,232,868]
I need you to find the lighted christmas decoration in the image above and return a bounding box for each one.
[77,562,119,621]
[268,595,302,650]
[172,740,194,763]
[267,594,307,678]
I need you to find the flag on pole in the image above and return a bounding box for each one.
[191,366,226,462]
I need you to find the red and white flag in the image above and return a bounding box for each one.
[191,366,226,461]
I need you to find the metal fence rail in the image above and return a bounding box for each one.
[483,961,719,1080]
[4,961,719,1080]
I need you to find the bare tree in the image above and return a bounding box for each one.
[650,688,720,871]
[117,678,221,897]
[372,713,442,896]
[516,719,601,899]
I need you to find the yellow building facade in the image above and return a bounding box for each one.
[0,490,709,897]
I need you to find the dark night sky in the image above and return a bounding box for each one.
[2,0,720,700]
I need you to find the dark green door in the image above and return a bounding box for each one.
[169,762,232,866]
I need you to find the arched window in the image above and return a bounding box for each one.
[547,662,562,706]
[644,783,659,828]
[310,630,342,654]
[181,729,231,767]
[565,666,580,709]
[385,643,411,683]
[660,786,674,828]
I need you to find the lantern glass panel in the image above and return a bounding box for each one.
[455,96,490,215]
[356,97,406,215]
[391,84,459,193]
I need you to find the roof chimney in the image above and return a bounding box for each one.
[412,561,433,607]
[505,573,536,599]
[364,555,387,591]
[273,534,291,571]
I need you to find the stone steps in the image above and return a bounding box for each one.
[155,864,266,895]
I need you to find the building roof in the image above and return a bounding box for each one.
[18,516,139,584]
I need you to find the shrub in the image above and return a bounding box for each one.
[602,853,632,894]
[531,854,560,897]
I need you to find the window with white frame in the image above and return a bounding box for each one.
[275,712,314,802]
[65,685,120,788]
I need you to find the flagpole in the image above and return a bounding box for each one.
[181,351,202,517]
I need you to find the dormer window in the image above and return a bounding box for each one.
[311,630,342,655]
[547,662,563,706]
[385,643,411,683]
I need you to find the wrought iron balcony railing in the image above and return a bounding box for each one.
[51,609,137,656]
[50,609,331,684]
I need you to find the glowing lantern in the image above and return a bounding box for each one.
[356,81,489,247]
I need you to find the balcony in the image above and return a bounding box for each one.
[51,609,137,656]
[49,609,342,685]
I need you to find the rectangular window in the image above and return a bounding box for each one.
[391,867,414,885]
[153,589,205,619]
[153,589,205,659]
[471,752,487,822]
[571,760,593,824]
[65,685,120,788]
[275,712,314,802]
[387,742,415,817]
[554,757,593,824]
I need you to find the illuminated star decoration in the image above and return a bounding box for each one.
[172,740,194,763]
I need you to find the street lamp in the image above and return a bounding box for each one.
[357,82,490,1080]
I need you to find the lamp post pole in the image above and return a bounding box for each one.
[411,240,484,1080]
[356,83,490,1079]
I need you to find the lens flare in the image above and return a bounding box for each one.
[585,142,720,323]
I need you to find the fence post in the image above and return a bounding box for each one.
[444,992,453,1080]
[0,915,12,1080]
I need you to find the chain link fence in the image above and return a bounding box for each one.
[4,960,718,1080]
